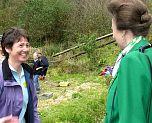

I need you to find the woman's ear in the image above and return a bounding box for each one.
[5,47,11,54]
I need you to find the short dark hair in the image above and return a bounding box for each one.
[107,0,152,37]
[1,27,29,58]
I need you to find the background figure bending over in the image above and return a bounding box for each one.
[104,0,152,123]
[37,52,49,80]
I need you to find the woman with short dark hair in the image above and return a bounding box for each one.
[0,27,40,123]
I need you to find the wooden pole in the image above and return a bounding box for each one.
[52,33,113,57]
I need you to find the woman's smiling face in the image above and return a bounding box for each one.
[6,36,30,63]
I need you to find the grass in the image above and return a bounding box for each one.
[38,68,108,123]
[37,42,119,123]
[39,84,107,123]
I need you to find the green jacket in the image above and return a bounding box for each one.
[104,38,152,123]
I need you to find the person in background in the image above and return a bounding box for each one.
[33,52,43,92]
[37,52,49,80]
[104,0,152,123]
[0,27,40,123]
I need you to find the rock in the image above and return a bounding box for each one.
[59,82,70,87]
[39,92,53,100]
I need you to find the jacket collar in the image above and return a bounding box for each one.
[129,37,149,53]
[2,58,33,80]
[110,38,150,85]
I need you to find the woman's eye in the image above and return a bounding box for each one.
[19,44,23,47]
[26,44,30,48]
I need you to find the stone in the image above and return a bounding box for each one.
[59,82,70,87]
[39,92,53,100]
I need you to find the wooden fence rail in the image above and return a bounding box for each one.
[52,39,115,63]
[52,33,113,57]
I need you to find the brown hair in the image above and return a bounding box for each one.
[107,0,152,37]
[1,27,29,58]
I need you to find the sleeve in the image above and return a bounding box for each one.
[33,94,41,123]
[117,53,152,123]
[0,72,4,97]
[30,80,41,123]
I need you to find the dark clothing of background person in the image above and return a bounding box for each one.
[33,59,43,76]
[39,55,49,77]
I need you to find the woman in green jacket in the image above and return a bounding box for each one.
[104,0,152,123]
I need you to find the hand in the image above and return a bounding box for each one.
[0,115,19,123]
[7,116,19,123]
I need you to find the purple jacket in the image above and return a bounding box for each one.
[0,59,40,123]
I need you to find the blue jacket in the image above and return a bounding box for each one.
[0,59,40,123]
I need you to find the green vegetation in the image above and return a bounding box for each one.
[1,0,152,123]
[38,43,116,123]
[0,0,112,48]
[38,69,108,123]
[39,89,107,123]
[0,0,151,48]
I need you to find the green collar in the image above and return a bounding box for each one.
[129,37,149,53]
